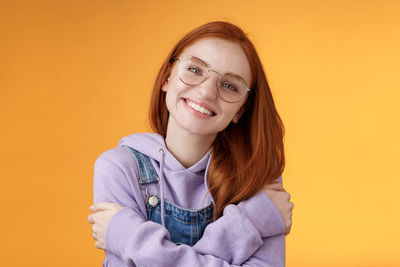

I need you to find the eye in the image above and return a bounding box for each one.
[188,67,202,75]
[220,82,239,93]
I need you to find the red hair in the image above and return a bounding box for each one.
[149,21,285,219]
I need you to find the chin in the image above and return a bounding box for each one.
[185,127,215,136]
[178,123,214,136]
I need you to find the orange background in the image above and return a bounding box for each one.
[1,0,399,266]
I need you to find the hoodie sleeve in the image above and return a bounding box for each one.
[93,149,285,266]
[192,190,285,264]
[107,206,285,267]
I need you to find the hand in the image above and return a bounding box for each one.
[262,182,294,236]
[87,202,123,250]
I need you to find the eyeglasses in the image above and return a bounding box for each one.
[173,57,250,103]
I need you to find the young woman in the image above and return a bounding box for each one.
[88,21,294,266]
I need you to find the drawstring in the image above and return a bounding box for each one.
[203,152,216,220]
[158,147,166,227]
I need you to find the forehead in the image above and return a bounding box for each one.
[178,37,252,85]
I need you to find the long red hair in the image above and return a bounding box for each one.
[149,21,285,219]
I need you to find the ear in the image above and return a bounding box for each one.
[232,108,244,124]
[161,77,170,92]
[232,114,240,123]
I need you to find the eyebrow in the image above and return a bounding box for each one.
[189,56,249,86]
[191,56,209,67]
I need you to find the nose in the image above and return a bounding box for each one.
[196,70,219,100]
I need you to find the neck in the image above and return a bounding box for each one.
[165,119,216,168]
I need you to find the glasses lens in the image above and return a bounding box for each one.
[178,58,207,85]
[218,74,247,103]
[177,57,248,103]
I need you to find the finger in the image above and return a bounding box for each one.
[266,182,282,187]
[285,229,291,236]
[95,241,105,250]
[87,214,95,224]
[264,182,284,191]
[90,202,114,212]
[285,220,292,236]
[92,232,97,240]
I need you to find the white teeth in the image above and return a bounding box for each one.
[187,100,213,116]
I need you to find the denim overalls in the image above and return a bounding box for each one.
[123,145,213,246]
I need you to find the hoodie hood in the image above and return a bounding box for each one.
[118,133,215,219]
[118,133,211,174]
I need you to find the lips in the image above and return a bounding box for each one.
[184,98,216,116]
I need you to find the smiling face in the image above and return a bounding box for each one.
[162,37,252,138]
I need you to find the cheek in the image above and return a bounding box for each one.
[222,103,243,119]
[164,82,186,111]
[167,78,189,98]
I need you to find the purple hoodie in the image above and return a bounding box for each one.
[93,133,286,266]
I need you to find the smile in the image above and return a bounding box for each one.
[185,99,215,116]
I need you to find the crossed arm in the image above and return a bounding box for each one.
[87,153,292,266]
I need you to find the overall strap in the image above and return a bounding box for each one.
[122,145,159,185]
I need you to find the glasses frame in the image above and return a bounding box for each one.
[173,57,250,103]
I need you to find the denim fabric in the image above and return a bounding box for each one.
[123,145,213,246]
